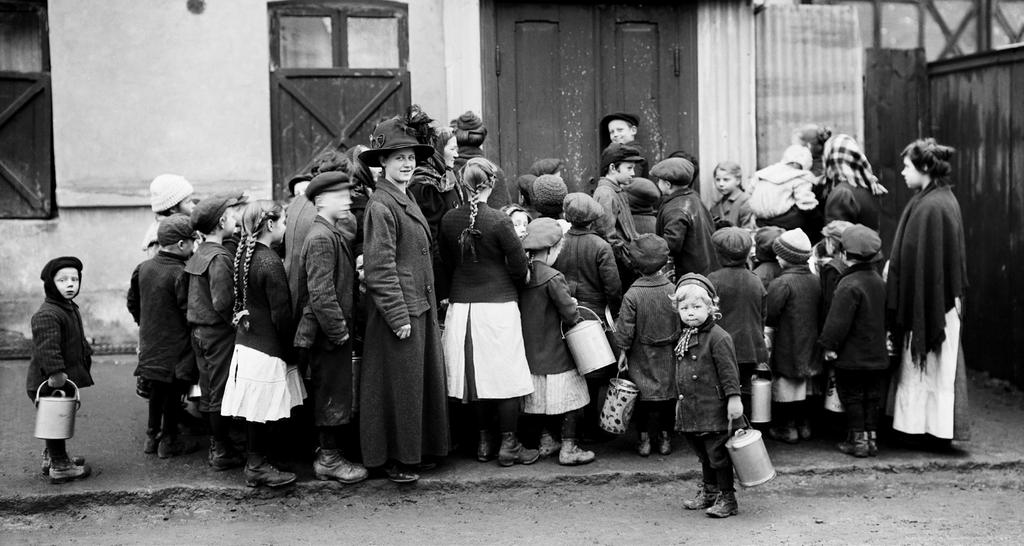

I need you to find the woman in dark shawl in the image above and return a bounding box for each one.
[887,138,969,444]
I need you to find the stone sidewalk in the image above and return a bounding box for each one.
[2,356,1022,513]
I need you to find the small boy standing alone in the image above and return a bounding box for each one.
[27,256,93,483]
[818,225,889,457]
[185,192,248,470]
[127,214,200,458]
[614,234,679,457]
[765,228,822,443]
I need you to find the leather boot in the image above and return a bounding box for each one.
[683,483,719,510]
[538,430,562,458]
[866,430,878,457]
[837,431,869,458]
[41,448,84,476]
[245,454,296,488]
[658,431,673,456]
[705,491,739,518]
[558,439,595,466]
[48,457,91,484]
[476,430,495,462]
[208,438,245,471]
[144,428,160,454]
[637,432,651,457]
[498,432,540,467]
[158,434,200,459]
[313,448,368,484]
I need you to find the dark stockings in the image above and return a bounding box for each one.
[147,381,181,437]
[633,400,676,435]
[474,399,519,434]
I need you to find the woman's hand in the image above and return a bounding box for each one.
[823,350,838,361]
[394,324,412,339]
[47,372,68,389]
[727,396,744,421]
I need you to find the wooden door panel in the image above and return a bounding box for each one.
[0,72,50,217]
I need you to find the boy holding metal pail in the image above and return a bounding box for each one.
[26,256,93,484]
[672,274,744,518]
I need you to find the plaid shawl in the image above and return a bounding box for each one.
[823,134,888,196]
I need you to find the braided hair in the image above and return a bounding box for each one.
[232,200,284,331]
[459,157,498,262]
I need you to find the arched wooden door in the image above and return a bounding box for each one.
[268,0,410,198]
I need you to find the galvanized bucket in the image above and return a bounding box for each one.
[726,418,776,487]
[34,380,80,440]
[562,307,615,375]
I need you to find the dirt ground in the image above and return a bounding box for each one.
[3,466,1022,545]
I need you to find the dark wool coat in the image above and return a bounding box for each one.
[299,216,357,426]
[614,273,680,401]
[753,261,781,292]
[236,243,294,360]
[708,265,768,365]
[361,178,449,468]
[886,184,967,358]
[711,192,755,230]
[766,264,822,379]
[824,183,880,231]
[184,242,234,327]
[519,262,581,376]
[818,264,889,371]
[284,194,317,315]
[26,297,94,400]
[818,257,848,321]
[409,164,463,246]
[127,252,196,383]
[552,226,622,316]
[656,188,720,277]
[438,202,528,303]
[673,322,741,433]
[593,178,640,248]
[632,211,658,235]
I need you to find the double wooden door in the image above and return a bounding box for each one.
[485,2,698,191]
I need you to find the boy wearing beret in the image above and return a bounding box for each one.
[127,214,200,458]
[185,192,248,470]
[707,227,768,415]
[652,157,720,278]
[818,225,889,457]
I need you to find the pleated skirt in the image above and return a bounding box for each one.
[221,344,307,423]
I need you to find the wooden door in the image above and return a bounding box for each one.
[269,0,410,199]
[487,2,697,192]
[0,0,52,218]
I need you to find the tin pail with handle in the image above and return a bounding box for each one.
[750,376,773,423]
[823,369,845,413]
[725,417,776,487]
[562,307,616,375]
[599,372,639,435]
[34,380,80,440]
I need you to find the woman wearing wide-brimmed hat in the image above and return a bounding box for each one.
[358,117,450,483]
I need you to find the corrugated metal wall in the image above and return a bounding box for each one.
[755,5,864,168]
[697,0,757,206]
[928,47,1024,388]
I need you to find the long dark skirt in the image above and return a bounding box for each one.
[359,305,450,467]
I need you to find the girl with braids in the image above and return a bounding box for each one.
[887,138,969,447]
[221,200,306,488]
[438,157,537,467]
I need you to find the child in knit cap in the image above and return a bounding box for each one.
[533,174,569,220]
[519,217,596,466]
[672,273,744,518]
[707,227,768,416]
[142,174,196,256]
[127,214,201,458]
[625,177,661,235]
[614,234,679,457]
[818,224,888,457]
[752,226,785,290]
[765,228,822,443]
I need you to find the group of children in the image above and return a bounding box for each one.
[24,112,892,521]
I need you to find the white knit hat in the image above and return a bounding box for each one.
[149,174,194,213]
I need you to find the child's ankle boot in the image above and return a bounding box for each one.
[498,432,539,467]
[705,491,738,518]
[637,432,651,457]
[867,430,878,456]
[558,439,595,466]
[144,428,160,454]
[838,431,869,458]
[683,483,719,510]
[538,430,562,457]
[48,457,91,484]
[658,431,673,456]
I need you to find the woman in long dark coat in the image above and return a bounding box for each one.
[887,138,969,446]
[358,117,450,483]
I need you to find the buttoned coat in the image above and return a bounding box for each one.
[360,178,449,467]
[127,252,196,383]
[26,298,94,400]
[673,322,741,433]
[552,226,622,316]
[766,264,823,379]
[614,273,680,400]
[656,188,720,277]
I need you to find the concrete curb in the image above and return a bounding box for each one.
[4,458,1022,516]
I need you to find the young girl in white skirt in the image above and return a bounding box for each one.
[222,200,307,488]
[519,218,595,465]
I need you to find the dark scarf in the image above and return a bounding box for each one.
[413,152,460,194]
[886,183,967,362]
